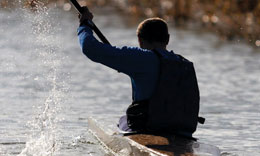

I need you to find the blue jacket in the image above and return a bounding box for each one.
[78,25,178,102]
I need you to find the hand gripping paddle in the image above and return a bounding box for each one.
[69,0,111,45]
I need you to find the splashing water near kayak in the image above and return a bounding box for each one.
[14,3,68,156]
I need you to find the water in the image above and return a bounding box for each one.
[0,6,260,156]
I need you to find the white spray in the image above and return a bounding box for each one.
[18,1,67,156]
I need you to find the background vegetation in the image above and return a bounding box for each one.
[1,0,259,47]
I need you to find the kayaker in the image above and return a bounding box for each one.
[78,7,202,138]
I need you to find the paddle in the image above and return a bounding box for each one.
[69,0,111,45]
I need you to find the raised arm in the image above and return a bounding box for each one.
[78,25,157,75]
[77,6,158,76]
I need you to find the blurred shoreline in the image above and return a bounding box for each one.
[1,0,259,48]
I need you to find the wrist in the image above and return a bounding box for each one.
[80,20,93,28]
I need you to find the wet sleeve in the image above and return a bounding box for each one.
[77,26,155,76]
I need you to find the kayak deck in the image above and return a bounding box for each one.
[88,117,220,156]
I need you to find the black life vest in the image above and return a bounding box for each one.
[126,50,204,134]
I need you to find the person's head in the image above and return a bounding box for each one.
[137,17,169,50]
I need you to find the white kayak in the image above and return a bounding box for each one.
[88,117,221,156]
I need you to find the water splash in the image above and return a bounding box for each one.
[17,2,68,156]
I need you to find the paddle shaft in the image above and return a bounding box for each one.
[69,0,111,45]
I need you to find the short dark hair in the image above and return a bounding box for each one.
[137,17,169,44]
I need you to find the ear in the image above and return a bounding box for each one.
[166,34,170,45]
[138,37,144,48]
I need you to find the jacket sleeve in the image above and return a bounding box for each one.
[77,25,157,76]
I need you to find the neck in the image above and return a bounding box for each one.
[139,39,167,50]
[150,42,167,50]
